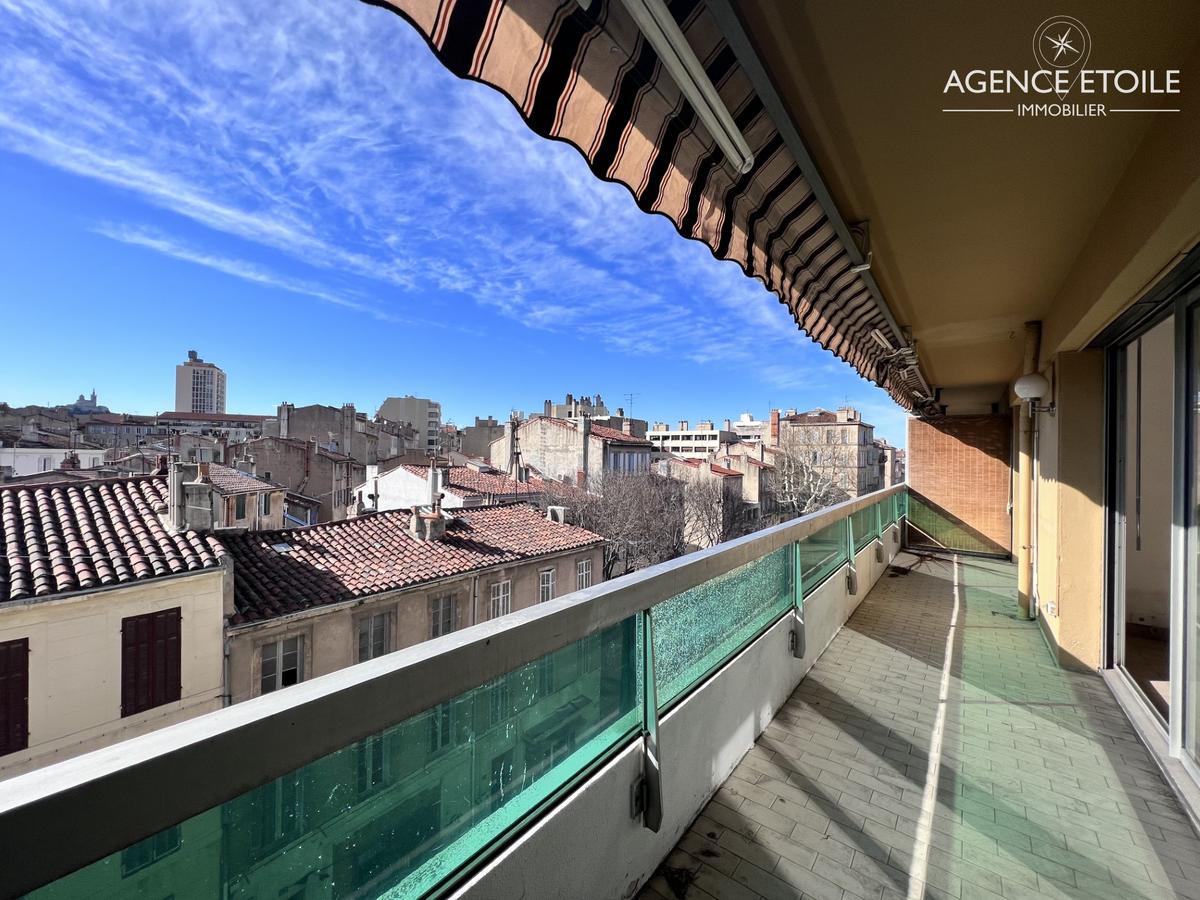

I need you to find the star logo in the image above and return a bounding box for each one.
[1033,16,1091,72]
[1044,28,1079,63]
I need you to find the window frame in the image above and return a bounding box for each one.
[235,493,247,519]
[120,824,181,877]
[259,634,305,695]
[356,733,388,797]
[538,568,556,604]
[489,580,512,619]
[356,610,391,663]
[429,594,457,639]
[576,558,592,591]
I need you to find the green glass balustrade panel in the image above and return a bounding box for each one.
[798,518,848,594]
[650,545,792,710]
[30,617,642,900]
[851,505,877,551]
[885,494,897,525]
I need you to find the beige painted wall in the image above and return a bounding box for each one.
[1034,351,1106,671]
[226,547,605,704]
[0,568,227,778]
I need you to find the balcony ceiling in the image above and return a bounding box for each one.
[737,2,1200,391]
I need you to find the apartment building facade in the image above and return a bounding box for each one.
[174,350,227,415]
[269,401,413,465]
[0,476,227,778]
[169,462,287,531]
[777,406,882,497]
[377,395,442,452]
[221,503,605,703]
[354,462,547,512]
[228,436,364,523]
[488,416,652,487]
[460,415,506,460]
[647,419,737,458]
[0,425,107,479]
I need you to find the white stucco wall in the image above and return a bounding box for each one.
[354,466,463,511]
[1,447,107,477]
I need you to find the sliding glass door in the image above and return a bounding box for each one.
[1113,316,1176,723]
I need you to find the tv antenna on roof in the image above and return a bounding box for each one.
[624,392,639,417]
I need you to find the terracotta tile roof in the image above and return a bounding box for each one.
[399,465,546,499]
[587,423,653,446]
[0,476,227,603]
[205,464,283,496]
[709,463,742,477]
[782,410,838,424]
[536,416,652,446]
[223,503,604,625]
[0,427,104,451]
[157,411,270,423]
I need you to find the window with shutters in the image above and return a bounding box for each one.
[235,494,247,519]
[0,638,29,756]
[121,609,181,717]
[576,558,592,591]
[260,492,271,516]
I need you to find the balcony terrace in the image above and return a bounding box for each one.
[1,488,1194,899]
[642,554,1200,900]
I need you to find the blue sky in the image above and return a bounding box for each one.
[0,1,907,446]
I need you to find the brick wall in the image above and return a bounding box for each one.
[907,414,1012,555]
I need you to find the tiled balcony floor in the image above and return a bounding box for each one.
[641,552,1200,900]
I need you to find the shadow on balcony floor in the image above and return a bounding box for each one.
[640,551,1200,900]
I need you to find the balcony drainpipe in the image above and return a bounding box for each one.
[1017,321,1040,620]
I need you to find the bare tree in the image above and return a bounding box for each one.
[768,434,850,518]
[683,476,747,549]
[545,472,685,578]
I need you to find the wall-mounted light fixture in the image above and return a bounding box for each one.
[1013,372,1055,415]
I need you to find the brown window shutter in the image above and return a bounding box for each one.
[0,639,29,756]
[121,608,182,717]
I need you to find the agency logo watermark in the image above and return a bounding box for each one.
[942,16,1180,117]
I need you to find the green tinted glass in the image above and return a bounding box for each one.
[798,519,848,594]
[30,617,641,900]
[651,546,793,709]
[850,505,878,551]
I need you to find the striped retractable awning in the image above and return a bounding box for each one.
[365,0,920,411]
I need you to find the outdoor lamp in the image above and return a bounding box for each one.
[1013,372,1055,415]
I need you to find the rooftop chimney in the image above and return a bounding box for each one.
[769,409,780,444]
[409,504,449,542]
[723,418,732,431]
[168,461,215,532]
[678,420,689,431]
